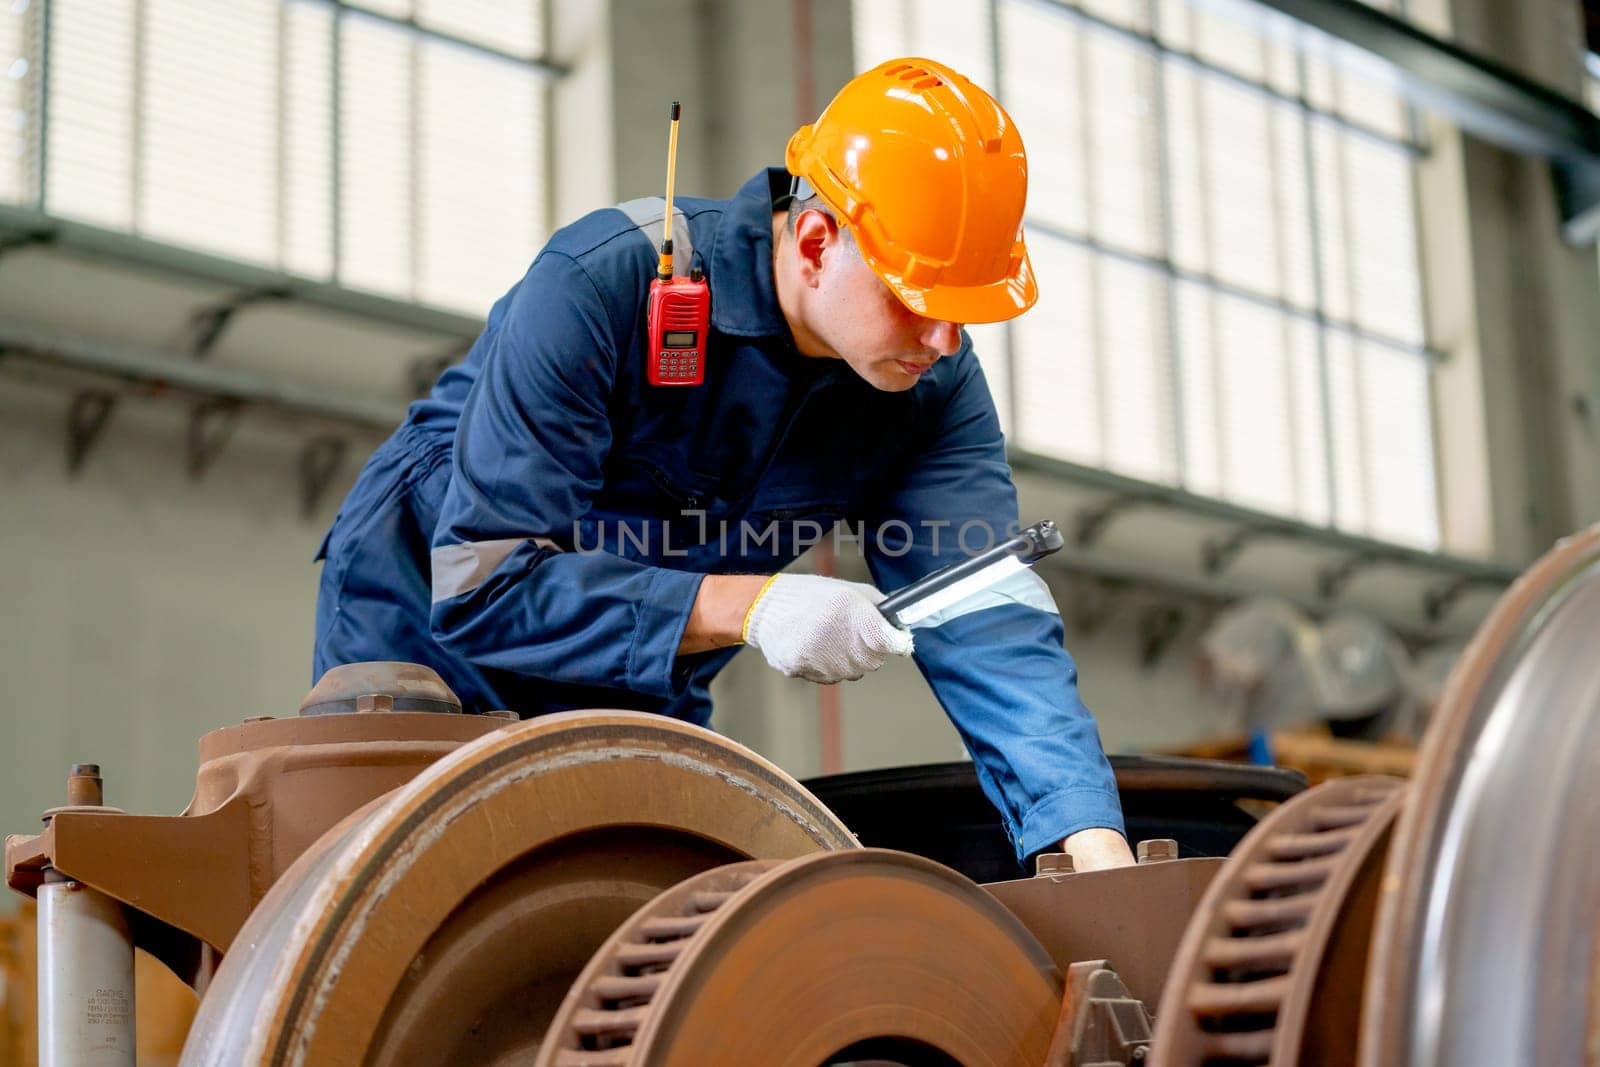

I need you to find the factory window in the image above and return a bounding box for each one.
[855,0,1438,550]
[0,0,548,316]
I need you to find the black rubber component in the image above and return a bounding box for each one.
[802,755,1307,884]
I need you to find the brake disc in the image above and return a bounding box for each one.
[537,849,1064,1066]
[179,711,857,1066]
[1148,775,1406,1066]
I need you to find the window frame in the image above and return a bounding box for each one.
[4,0,561,316]
[855,0,1441,548]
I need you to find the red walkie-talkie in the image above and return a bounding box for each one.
[647,102,710,387]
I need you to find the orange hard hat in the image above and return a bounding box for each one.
[785,57,1037,325]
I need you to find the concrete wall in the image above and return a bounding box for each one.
[609,0,854,201]
[0,382,353,830]
[1412,0,1600,562]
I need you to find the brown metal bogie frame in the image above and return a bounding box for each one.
[6,711,507,986]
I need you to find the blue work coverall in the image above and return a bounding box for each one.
[314,169,1124,860]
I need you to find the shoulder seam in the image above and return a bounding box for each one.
[562,203,726,261]
[531,249,621,375]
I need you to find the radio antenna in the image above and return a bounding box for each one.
[658,101,681,282]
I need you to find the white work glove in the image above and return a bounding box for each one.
[742,573,914,684]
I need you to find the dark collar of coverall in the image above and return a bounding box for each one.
[705,168,806,341]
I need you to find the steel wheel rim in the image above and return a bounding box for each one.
[1360,525,1600,1067]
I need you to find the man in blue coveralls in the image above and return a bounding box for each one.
[313,58,1134,870]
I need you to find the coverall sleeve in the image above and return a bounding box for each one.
[429,251,705,698]
[863,350,1125,861]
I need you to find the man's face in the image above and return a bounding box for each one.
[797,216,965,392]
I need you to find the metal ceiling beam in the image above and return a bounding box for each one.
[1215,0,1600,242]
[0,205,484,340]
[1038,540,1474,641]
[0,323,408,432]
[1010,449,1521,585]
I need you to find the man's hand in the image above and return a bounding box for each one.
[742,573,914,683]
[1061,827,1135,871]
[678,573,915,684]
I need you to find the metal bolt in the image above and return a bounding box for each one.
[1034,851,1075,878]
[484,710,519,722]
[66,764,103,807]
[1137,838,1179,863]
[354,693,395,713]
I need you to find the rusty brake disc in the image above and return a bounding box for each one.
[1148,775,1406,1067]
[536,848,1064,1067]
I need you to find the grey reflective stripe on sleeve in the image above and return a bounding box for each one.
[431,537,561,603]
[616,196,694,275]
[906,568,1061,631]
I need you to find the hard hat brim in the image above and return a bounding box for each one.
[870,246,1039,326]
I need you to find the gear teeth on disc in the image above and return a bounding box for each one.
[1152,775,1406,1066]
[549,862,777,1067]
[542,849,1065,1067]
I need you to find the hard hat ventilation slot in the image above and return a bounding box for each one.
[883,62,944,89]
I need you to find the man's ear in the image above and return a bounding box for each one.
[791,208,839,287]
